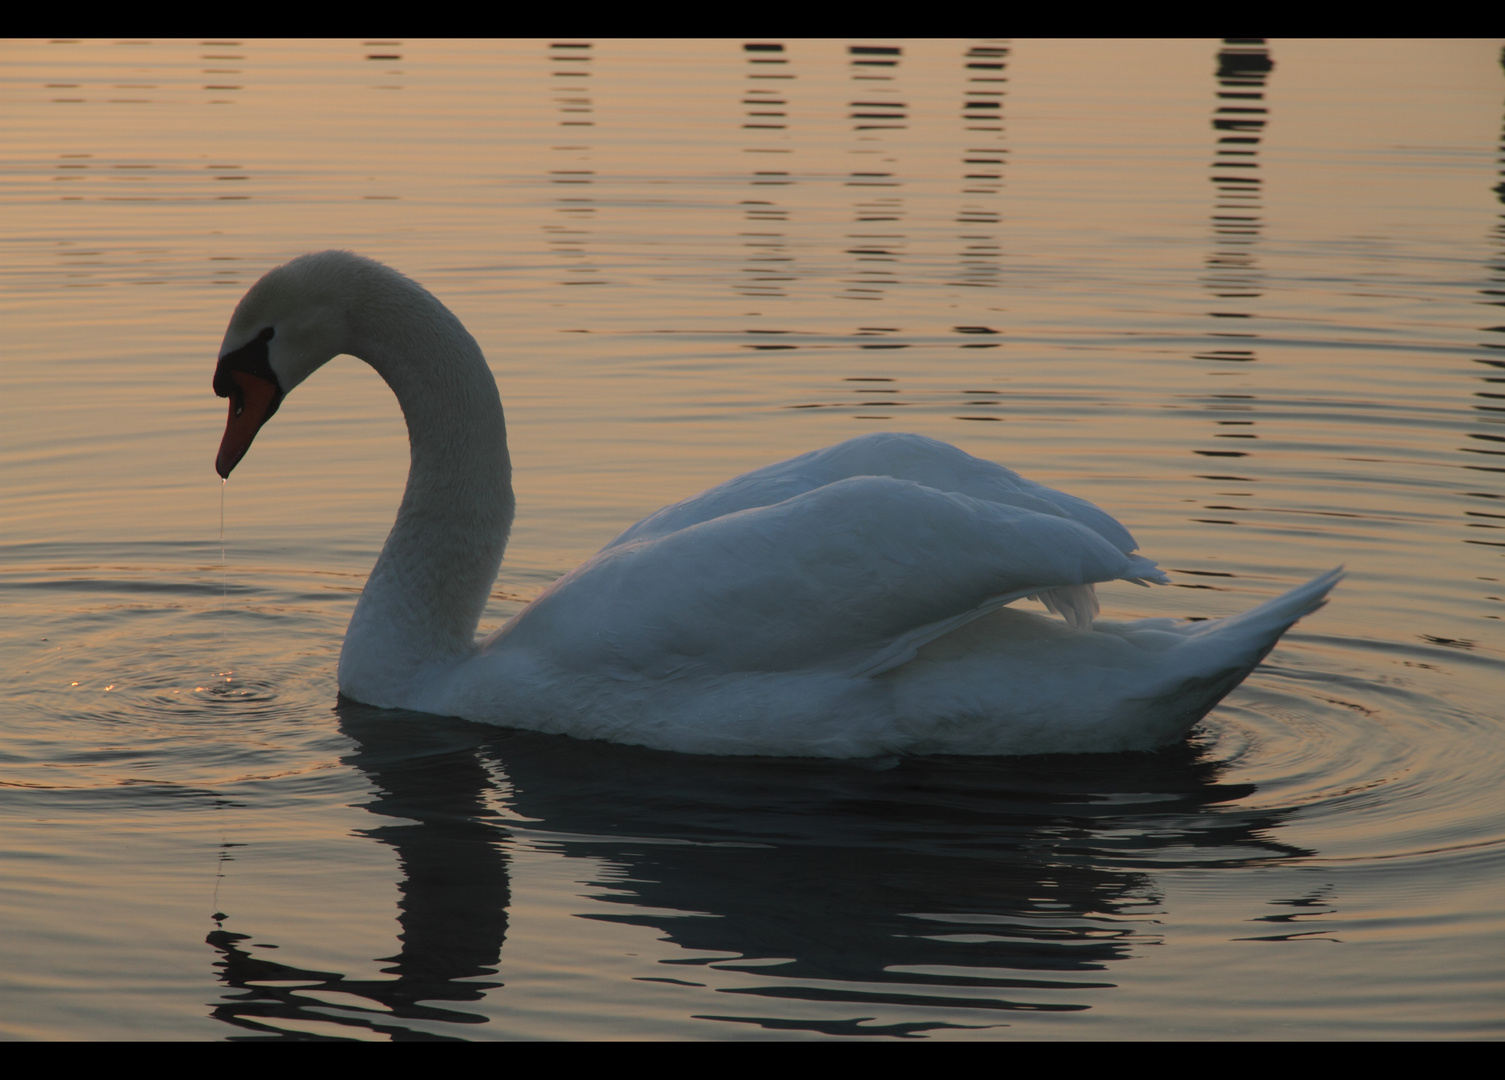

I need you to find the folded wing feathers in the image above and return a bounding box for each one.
[542,436,1173,677]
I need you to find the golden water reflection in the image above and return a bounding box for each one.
[2,38,1503,1039]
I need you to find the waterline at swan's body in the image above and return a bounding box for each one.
[214,251,1339,758]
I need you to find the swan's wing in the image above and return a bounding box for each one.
[604,431,1141,556]
[487,475,1166,681]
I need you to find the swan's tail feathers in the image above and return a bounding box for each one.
[1197,571,1342,637]
[1192,566,1343,657]
[1114,567,1343,748]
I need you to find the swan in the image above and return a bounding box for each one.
[213,251,1339,758]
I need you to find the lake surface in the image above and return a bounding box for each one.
[1,38,1502,1040]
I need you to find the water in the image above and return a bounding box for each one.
[1,38,1502,1039]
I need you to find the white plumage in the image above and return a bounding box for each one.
[214,251,1339,758]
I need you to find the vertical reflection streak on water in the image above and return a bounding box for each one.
[738,42,795,301]
[952,42,1007,289]
[843,45,906,304]
[1203,39,1271,309]
[1461,47,1505,594]
[201,38,246,106]
[44,39,259,285]
[361,39,404,93]
[544,41,598,288]
[1189,40,1274,536]
[201,41,253,226]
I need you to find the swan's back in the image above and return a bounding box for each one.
[605,432,1138,555]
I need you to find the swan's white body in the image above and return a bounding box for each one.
[215,252,1339,758]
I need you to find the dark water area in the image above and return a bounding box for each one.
[207,709,1300,1039]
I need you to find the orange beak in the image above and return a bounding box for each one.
[216,370,281,479]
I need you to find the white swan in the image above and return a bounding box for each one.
[213,251,1339,758]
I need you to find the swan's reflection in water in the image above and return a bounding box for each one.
[207,703,1308,1039]
[207,712,511,1039]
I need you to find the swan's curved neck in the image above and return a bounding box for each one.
[335,279,514,705]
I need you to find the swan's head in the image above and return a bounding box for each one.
[213,251,364,478]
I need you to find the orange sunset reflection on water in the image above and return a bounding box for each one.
[0,39,1502,1039]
